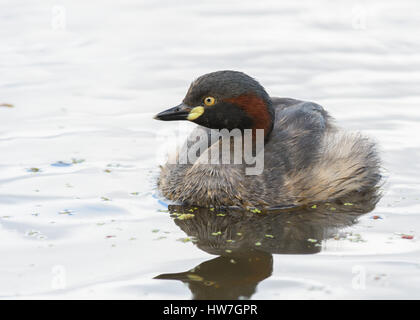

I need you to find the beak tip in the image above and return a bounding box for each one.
[153,103,191,121]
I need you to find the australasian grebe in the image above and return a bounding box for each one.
[154,70,381,208]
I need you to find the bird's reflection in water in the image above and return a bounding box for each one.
[155,190,380,299]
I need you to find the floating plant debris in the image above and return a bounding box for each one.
[27,168,41,173]
[265,234,274,238]
[307,238,318,243]
[0,103,14,108]
[176,213,195,220]
[311,204,317,209]
[255,242,262,246]
[211,231,222,236]
[71,158,85,164]
[58,209,74,215]
[25,230,46,240]
[347,233,366,243]
[401,234,414,240]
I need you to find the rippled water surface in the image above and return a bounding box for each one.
[1,0,420,299]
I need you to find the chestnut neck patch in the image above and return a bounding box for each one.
[225,93,273,138]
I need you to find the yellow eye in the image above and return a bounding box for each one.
[204,96,215,106]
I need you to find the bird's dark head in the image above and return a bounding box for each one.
[154,70,274,137]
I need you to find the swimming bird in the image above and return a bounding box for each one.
[154,70,381,208]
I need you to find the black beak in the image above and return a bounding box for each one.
[154,103,191,121]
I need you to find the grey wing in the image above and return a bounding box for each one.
[270,97,304,110]
[265,100,333,171]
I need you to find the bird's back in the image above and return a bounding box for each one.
[244,97,381,206]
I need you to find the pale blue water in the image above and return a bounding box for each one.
[0,0,419,299]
